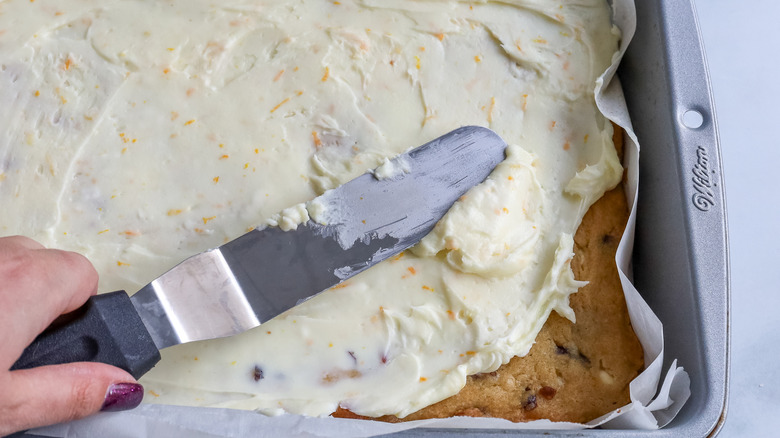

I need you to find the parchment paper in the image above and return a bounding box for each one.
[30,0,691,435]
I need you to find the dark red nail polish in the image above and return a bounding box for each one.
[101,382,144,412]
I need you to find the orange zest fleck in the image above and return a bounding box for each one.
[563,141,571,151]
[392,252,405,261]
[117,261,129,267]
[244,162,249,169]
[186,88,195,97]
[422,285,434,292]
[63,58,72,70]
[466,351,476,356]
[167,47,175,52]
[446,310,456,320]
[202,216,216,224]
[149,390,160,397]
[414,55,421,70]
[522,94,528,111]
[507,176,514,181]
[219,154,229,160]
[34,90,40,97]
[270,97,290,113]
[98,229,110,234]
[533,37,548,44]
[273,69,285,82]
[419,377,427,382]
[502,207,509,214]
[122,230,140,236]
[184,119,195,126]
[550,120,557,130]
[321,66,330,82]
[213,176,220,183]
[167,209,183,216]
[434,33,445,41]
[487,96,495,123]
[163,68,171,74]
[312,131,322,148]
[407,266,416,275]
[474,55,482,63]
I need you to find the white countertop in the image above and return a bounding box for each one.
[696,1,780,436]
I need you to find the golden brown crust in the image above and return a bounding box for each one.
[333,125,643,424]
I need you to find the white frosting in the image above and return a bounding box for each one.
[266,203,310,232]
[372,155,411,180]
[0,0,620,419]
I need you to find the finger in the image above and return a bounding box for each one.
[0,363,142,435]
[0,235,45,251]
[0,245,99,356]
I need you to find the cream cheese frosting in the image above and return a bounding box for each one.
[0,0,620,419]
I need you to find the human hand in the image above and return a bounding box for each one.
[0,236,143,435]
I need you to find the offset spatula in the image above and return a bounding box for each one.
[11,126,507,379]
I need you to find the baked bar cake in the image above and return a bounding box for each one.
[334,129,644,423]
[0,0,642,424]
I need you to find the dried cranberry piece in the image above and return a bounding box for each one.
[539,386,557,400]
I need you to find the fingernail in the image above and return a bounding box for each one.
[101,382,144,412]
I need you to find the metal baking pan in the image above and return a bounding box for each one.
[8,0,729,437]
[381,0,731,436]
[620,0,729,435]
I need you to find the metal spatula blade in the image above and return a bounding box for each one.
[12,126,507,378]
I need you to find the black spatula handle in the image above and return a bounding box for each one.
[10,290,161,379]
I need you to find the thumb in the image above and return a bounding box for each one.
[2,362,142,434]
